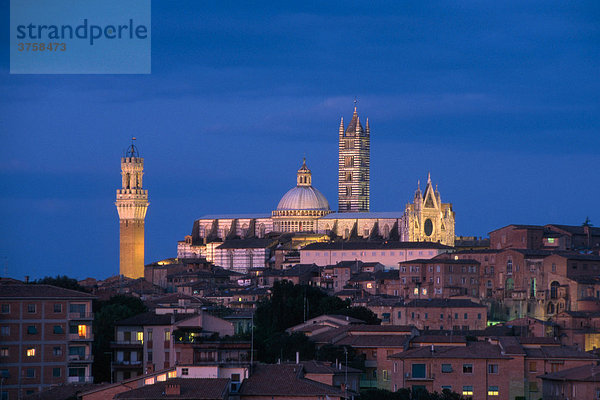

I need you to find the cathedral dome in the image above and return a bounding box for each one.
[275,158,331,211]
[277,186,330,211]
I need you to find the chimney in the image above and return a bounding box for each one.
[165,383,180,396]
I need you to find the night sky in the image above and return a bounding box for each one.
[1,1,599,281]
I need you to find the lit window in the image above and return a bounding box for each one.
[168,371,177,378]
[27,348,36,357]
[366,283,373,289]
[137,331,144,343]
[165,330,171,341]
[144,378,155,385]
[157,374,167,382]
[422,288,427,295]
[462,386,473,396]
[413,288,419,295]
[488,386,499,396]
[78,325,87,338]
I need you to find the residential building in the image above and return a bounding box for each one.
[539,364,600,400]
[111,310,234,382]
[0,284,95,398]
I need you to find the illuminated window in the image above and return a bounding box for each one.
[488,386,499,396]
[27,348,36,357]
[548,238,555,244]
[144,377,155,385]
[157,374,167,382]
[238,297,242,302]
[422,288,427,295]
[366,283,373,289]
[137,331,143,343]
[413,288,419,295]
[462,386,473,396]
[165,330,170,341]
[168,371,177,378]
[78,325,87,338]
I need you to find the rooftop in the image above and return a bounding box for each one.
[239,364,345,397]
[302,241,453,251]
[0,284,94,299]
[403,299,486,308]
[114,378,230,399]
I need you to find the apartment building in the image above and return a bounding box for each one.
[0,284,95,398]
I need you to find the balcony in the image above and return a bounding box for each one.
[112,361,143,369]
[111,340,143,348]
[405,372,434,381]
[67,376,94,383]
[69,312,94,320]
[68,354,94,362]
[69,333,93,341]
[360,375,379,389]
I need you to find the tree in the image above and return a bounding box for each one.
[92,295,147,383]
[31,275,88,293]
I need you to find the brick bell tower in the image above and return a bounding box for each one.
[115,138,149,278]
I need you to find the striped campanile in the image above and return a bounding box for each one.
[338,104,370,212]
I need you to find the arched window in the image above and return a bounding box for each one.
[505,278,514,293]
[246,249,253,269]
[383,224,390,239]
[227,250,234,270]
[344,228,350,239]
[258,224,265,238]
[550,281,560,299]
[506,259,513,274]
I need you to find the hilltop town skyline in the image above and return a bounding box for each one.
[1,1,599,280]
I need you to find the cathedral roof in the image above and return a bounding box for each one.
[277,186,330,211]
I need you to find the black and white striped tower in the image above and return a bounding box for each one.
[338,102,370,212]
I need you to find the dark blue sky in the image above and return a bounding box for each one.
[1,1,599,280]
